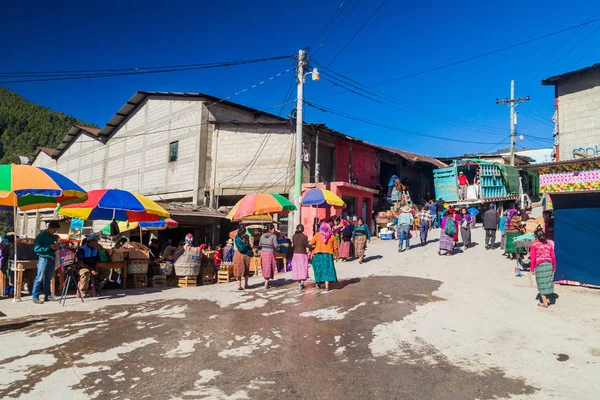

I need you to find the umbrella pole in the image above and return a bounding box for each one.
[12,196,19,303]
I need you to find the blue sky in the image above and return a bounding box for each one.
[2,0,599,157]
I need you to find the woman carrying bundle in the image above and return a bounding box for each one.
[233,225,253,291]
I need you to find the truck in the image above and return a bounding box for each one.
[433,159,533,212]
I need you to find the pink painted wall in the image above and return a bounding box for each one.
[333,139,378,187]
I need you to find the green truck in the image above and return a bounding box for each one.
[433,159,535,212]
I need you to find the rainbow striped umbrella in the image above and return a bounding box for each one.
[301,188,345,208]
[59,189,169,222]
[226,193,296,221]
[0,164,87,302]
[0,164,87,211]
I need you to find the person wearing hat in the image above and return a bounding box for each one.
[32,220,61,304]
[397,205,414,252]
[77,233,101,297]
[457,171,469,201]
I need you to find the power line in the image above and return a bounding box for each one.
[311,0,363,58]
[324,0,388,68]
[0,55,294,84]
[304,101,506,145]
[308,0,353,52]
[519,7,600,86]
[319,66,511,135]
[370,17,600,86]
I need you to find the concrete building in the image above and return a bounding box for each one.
[542,63,600,160]
[26,91,444,242]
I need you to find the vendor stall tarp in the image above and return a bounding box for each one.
[551,192,600,286]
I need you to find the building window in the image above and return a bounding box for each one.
[169,141,179,162]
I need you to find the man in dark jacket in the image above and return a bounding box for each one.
[483,204,500,250]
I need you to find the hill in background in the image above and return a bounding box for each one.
[0,87,96,163]
[0,87,96,234]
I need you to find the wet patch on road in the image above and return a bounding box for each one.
[0,276,536,399]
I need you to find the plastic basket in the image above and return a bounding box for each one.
[159,262,174,275]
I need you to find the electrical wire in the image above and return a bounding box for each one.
[368,16,600,87]
[519,7,600,85]
[304,101,507,145]
[320,67,513,136]
[0,55,294,83]
[308,0,352,51]
[311,0,363,58]
[324,0,388,68]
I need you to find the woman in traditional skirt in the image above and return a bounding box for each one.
[530,229,556,308]
[438,210,456,256]
[332,217,343,261]
[291,224,310,290]
[258,224,279,289]
[310,221,338,291]
[352,217,371,264]
[450,208,460,247]
[233,225,253,291]
[338,224,353,261]
[457,207,474,250]
[505,209,526,262]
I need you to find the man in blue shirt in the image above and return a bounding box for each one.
[427,201,438,229]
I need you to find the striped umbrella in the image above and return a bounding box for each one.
[59,189,169,222]
[0,164,87,302]
[301,188,345,208]
[0,164,87,211]
[101,218,178,235]
[226,193,296,221]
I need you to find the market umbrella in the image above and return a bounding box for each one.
[226,193,296,221]
[59,189,169,222]
[101,218,178,234]
[301,188,345,208]
[0,164,88,302]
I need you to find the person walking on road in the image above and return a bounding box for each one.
[499,211,508,254]
[418,206,432,245]
[457,207,474,250]
[483,204,500,250]
[32,220,61,304]
[233,225,253,291]
[291,224,310,290]
[258,224,280,289]
[458,171,469,201]
[428,200,438,229]
[338,223,352,261]
[310,221,338,291]
[439,210,456,256]
[352,217,371,264]
[530,229,556,308]
[396,205,414,252]
[436,198,446,228]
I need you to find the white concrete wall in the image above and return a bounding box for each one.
[557,68,600,160]
[214,124,295,195]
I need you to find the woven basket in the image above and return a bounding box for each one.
[174,248,202,276]
[128,262,149,274]
[159,262,174,275]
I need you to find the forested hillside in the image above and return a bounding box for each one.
[0,88,96,234]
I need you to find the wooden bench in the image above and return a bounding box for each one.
[152,275,167,288]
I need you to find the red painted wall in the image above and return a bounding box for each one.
[334,139,378,187]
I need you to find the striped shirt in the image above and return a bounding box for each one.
[418,211,432,223]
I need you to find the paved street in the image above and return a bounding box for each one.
[1,227,599,399]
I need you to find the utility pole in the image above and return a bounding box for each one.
[293,49,306,230]
[496,80,530,166]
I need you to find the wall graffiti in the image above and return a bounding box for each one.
[572,144,600,158]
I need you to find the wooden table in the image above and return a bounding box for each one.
[10,260,37,301]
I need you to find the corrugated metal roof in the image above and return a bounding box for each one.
[378,146,448,168]
[542,63,600,85]
[158,202,227,219]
